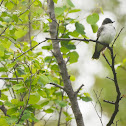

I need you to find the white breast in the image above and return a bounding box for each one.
[98,24,116,44]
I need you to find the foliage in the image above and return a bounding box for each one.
[0,0,95,125]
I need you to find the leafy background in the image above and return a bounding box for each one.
[0,0,126,126]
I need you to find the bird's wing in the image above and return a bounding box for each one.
[97,25,104,40]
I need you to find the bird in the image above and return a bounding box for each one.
[92,18,116,59]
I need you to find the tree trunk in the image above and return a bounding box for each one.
[47,0,84,126]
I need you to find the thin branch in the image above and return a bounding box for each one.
[106,77,114,81]
[46,38,109,46]
[48,83,64,90]
[103,29,123,126]
[28,0,32,49]
[66,56,70,64]
[18,0,36,17]
[103,100,115,104]
[93,90,103,126]
[102,53,111,67]
[75,84,84,95]
[0,105,8,116]
[0,77,23,80]
[112,27,124,47]
[57,91,64,126]
[0,0,36,37]
[0,0,4,6]
[17,64,33,124]
[13,40,47,62]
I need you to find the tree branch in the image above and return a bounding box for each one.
[46,37,109,46]
[0,105,8,116]
[106,77,114,81]
[112,27,124,47]
[13,40,46,62]
[75,84,84,95]
[48,83,64,90]
[103,28,124,126]
[0,0,4,6]
[0,0,36,37]
[103,100,115,105]
[16,65,33,124]
[47,0,85,126]
[0,77,23,80]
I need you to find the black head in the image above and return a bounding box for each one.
[102,18,114,25]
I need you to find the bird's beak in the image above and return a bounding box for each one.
[112,21,115,23]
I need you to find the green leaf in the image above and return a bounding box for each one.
[91,24,98,33]
[11,99,18,105]
[0,118,9,126]
[53,0,58,3]
[41,101,49,107]
[0,101,3,105]
[44,56,52,63]
[7,115,17,124]
[17,68,25,75]
[61,46,69,53]
[44,108,54,113]
[38,89,47,98]
[69,9,81,13]
[55,100,67,107]
[51,64,59,71]
[13,84,23,90]
[22,111,31,120]
[81,96,92,102]
[15,29,27,39]
[75,22,85,35]
[70,75,76,81]
[67,51,79,64]
[12,15,18,23]
[69,30,79,37]
[38,74,51,85]
[0,67,7,72]
[86,13,99,25]
[67,0,75,7]
[0,45,5,57]
[5,2,14,10]
[100,7,104,14]
[29,94,40,104]
[55,6,66,16]
[42,45,52,50]
[7,108,17,115]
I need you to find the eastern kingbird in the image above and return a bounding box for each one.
[92,18,116,59]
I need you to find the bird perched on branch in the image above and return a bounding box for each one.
[92,18,116,59]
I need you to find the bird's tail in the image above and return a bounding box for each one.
[92,51,100,59]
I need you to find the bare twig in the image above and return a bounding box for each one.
[106,77,114,81]
[103,28,124,126]
[46,38,109,46]
[0,77,23,80]
[92,90,103,126]
[0,105,8,116]
[112,27,124,47]
[48,82,64,90]
[66,56,70,64]
[75,84,84,95]
[28,0,32,49]
[0,0,36,37]
[103,100,115,104]
[16,64,33,124]
[102,54,111,67]
[57,91,64,126]
[0,0,4,6]
[13,40,46,62]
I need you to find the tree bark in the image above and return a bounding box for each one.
[47,0,84,126]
